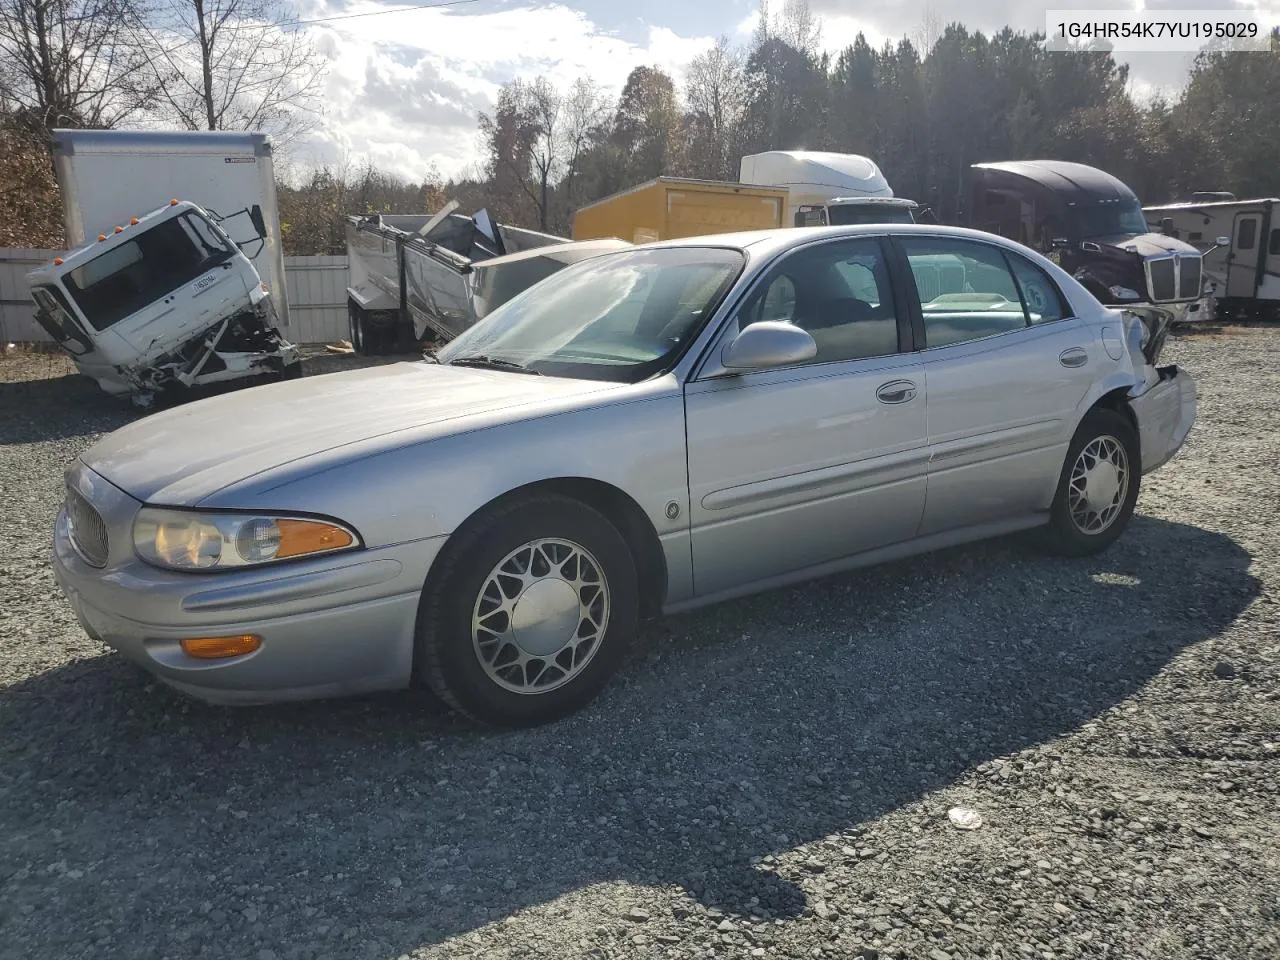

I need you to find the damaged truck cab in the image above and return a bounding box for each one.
[27,200,300,406]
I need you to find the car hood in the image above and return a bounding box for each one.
[80,361,621,504]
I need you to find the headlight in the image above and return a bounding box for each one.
[1109,285,1143,301]
[133,508,360,571]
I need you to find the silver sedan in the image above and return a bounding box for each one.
[51,224,1197,727]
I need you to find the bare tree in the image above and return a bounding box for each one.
[772,0,822,55]
[137,0,325,144]
[0,0,155,131]
[479,76,606,232]
[912,2,943,57]
[684,35,746,179]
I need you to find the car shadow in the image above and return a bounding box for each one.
[0,516,1259,959]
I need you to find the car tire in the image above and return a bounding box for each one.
[414,494,639,728]
[1041,407,1141,557]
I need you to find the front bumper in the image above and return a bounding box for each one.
[1130,364,1197,474]
[52,464,445,705]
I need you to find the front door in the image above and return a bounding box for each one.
[894,235,1098,536]
[683,236,929,597]
[1227,212,1263,298]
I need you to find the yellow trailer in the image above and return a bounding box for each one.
[571,177,789,243]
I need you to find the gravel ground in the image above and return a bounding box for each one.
[1,332,1277,960]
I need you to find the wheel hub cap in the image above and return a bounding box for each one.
[1083,460,1121,513]
[472,538,610,695]
[1068,435,1130,535]
[510,579,581,657]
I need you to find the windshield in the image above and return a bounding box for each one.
[31,285,92,355]
[63,211,235,331]
[826,205,915,226]
[436,246,745,382]
[1071,199,1150,240]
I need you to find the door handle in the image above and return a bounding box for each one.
[1059,347,1088,368]
[876,379,917,404]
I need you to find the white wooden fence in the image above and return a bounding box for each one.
[0,249,351,345]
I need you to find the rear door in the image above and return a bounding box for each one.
[1227,211,1263,298]
[893,235,1096,536]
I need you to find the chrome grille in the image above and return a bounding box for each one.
[66,488,108,567]
[1146,258,1177,302]
[1179,254,1203,299]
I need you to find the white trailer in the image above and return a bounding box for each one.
[739,150,916,226]
[51,129,291,330]
[1143,197,1279,321]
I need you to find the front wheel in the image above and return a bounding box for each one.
[414,494,639,727]
[1041,408,1141,556]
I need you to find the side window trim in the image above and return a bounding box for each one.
[692,233,911,380]
[999,249,1034,327]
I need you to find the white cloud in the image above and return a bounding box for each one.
[285,3,714,183]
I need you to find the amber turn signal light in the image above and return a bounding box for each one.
[180,634,262,659]
[275,520,355,559]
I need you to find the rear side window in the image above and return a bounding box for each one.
[1006,254,1071,324]
[1270,228,1280,255]
[1237,218,1257,250]
[899,237,1027,348]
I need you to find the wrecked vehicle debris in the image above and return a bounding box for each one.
[26,199,300,407]
[344,205,630,355]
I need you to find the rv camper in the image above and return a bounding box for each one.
[968,160,1207,353]
[1143,196,1279,321]
[739,150,918,226]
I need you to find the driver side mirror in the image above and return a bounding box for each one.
[249,204,267,240]
[721,321,816,372]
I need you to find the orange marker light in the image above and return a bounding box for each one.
[130,217,139,225]
[114,226,123,234]
[53,257,64,265]
[97,234,106,242]
[275,520,355,559]
[170,198,179,206]
[180,634,262,659]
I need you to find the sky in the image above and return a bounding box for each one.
[284,0,1277,184]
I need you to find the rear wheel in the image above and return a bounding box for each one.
[1041,408,1140,556]
[347,302,367,355]
[414,494,639,727]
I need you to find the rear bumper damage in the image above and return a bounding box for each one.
[1129,364,1196,474]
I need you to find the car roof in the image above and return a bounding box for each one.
[641,223,1040,258]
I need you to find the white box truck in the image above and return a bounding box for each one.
[51,129,290,329]
[739,150,919,226]
[29,129,301,405]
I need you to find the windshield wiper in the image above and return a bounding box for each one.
[446,355,542,375]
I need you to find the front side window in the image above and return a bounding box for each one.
[1270,228,1280,256]
[735,237,901,365]
[825,205,915,226]
[63,212,235,331]
[436,246,744,382]
[900,236,1029,348]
